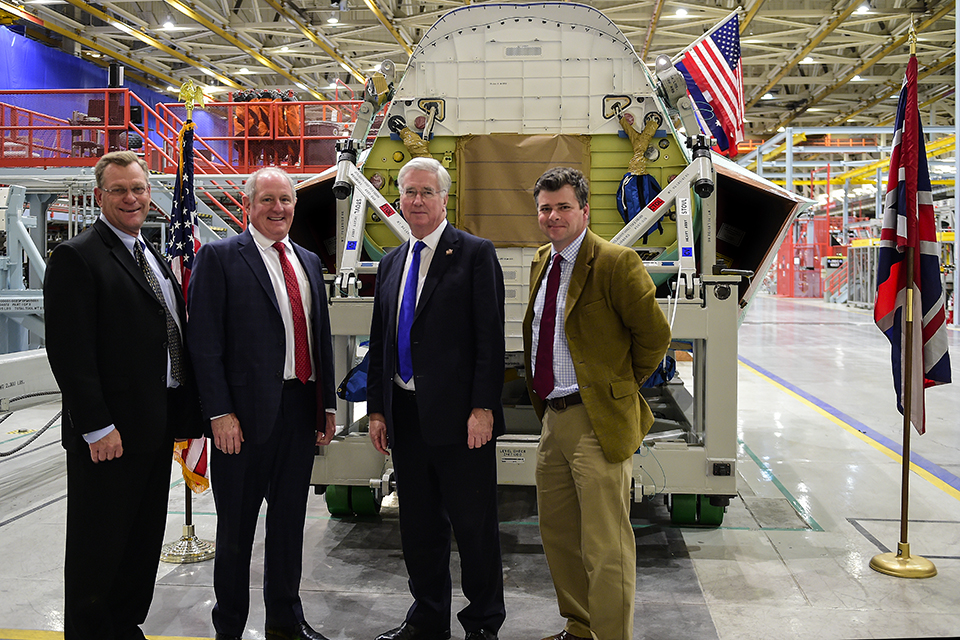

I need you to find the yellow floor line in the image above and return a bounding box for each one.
[740,359,960,502]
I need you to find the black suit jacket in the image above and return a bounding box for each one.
[367,224,506,447]
[186,228,336,440]
[44,219,203,455]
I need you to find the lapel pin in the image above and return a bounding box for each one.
[446,249,453,255]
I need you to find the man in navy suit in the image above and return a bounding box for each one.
[187,167,336,640]
[366,157,506,640]
[45,150,203,640]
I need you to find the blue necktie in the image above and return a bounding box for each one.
[398,240,425,383]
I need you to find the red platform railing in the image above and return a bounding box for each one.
[0,88,370,177]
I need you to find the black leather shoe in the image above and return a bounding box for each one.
[215,634,241,640]
[265,621,329,640]
[464,630,497,640]
[376,622,451,640]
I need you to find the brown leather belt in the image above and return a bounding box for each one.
[545,392,582,412]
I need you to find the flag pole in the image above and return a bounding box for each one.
[869,26,935,579]
[161,80,215,564]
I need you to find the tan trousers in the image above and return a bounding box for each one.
[536,403,635,640]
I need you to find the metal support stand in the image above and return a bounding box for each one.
[160,483,215,564]
[869,249,936,579]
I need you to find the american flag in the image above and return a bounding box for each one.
[168,119,209,492]
[874,54,951,435]
[675,12,745,157]
[169,121,200,300]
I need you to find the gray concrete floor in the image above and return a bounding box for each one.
[1,294,959,639]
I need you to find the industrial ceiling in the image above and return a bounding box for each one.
[1,0,956,145]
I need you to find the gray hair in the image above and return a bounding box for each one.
[397,156,451,194]
[244,167,297,202]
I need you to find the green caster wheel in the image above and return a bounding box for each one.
[325,485,352,516]
[350,486,382,516]
[698,496,725,526]
[670,494,697,525]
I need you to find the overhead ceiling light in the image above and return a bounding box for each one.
[857,4,870,13]
[762,93,774,100]
[239,67,250,74]
[852,75,863,81]
[676,8,687,17]
[280,46,290,52]
[167,86,178,93]
[801,57,815,64]
[327,16,339,24]
[163,20,175,29]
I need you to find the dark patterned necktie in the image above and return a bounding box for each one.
[273,242,312,384]
[533,253,563,400]
[134,240,183,385]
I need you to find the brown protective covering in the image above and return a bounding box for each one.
[456,134,591,247]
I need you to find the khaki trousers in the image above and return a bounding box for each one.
[536,403,635,640]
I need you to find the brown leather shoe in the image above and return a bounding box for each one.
[541,632,591,640]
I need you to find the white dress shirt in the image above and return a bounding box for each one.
[85,215,184,443]
[248,224,315,382]
[393,218,448,390]
[531,228,587,400]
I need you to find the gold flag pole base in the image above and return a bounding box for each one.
[870,542,937,579]
[160,524,216,564]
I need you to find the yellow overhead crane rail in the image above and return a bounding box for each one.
[162,0,327,100]
[263,0,367,84]
[0,0,183,90]
[763,134,956,188]
[745,132,807,171]
[59,0,241,91]
[360,0,414,57]
[833,134,957,184]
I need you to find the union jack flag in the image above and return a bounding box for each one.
[168,119,208,492]
[675,11,745,157]
[874,54,951,435]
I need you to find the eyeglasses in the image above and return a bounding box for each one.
[401,188,442,200]
[102,185,149,197]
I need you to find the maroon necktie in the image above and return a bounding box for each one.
[273,242,311,384]
[533,253,562,400]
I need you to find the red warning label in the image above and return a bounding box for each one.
[648,197,665,212]
[380,204,395,217]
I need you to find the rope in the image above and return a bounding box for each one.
[0,391,62,457]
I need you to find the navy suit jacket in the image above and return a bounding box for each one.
[367,224,506,447]
[44,219,203,455]
[186,228,336,442]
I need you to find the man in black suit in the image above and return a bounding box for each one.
[186,167,336,640]
[44,150,203,640]
[366,156,506,640]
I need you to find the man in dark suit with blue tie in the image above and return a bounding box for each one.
[366,157,507,640]
[44,150,203,640]
[186,167,337,640]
